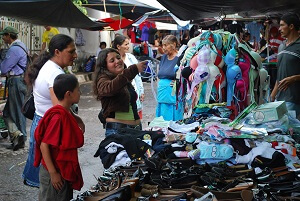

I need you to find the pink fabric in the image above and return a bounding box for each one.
[236,53,251,109]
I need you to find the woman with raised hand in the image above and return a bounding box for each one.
[93,48,147,137]
[112,35,145,119]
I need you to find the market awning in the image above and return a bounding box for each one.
[157,0,300,21]
[132,10,190,30]
[83,0,158,19]
[0,0,107,30]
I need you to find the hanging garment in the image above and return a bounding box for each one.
[186,45,210,100]
[75,28,86,46]
[226,65,242,106]
[235,53,251,110]
[204,48,220,103]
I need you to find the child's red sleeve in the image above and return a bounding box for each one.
[41,114,62,147]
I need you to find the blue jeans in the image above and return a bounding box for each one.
[285,102,300,120]
[22,113,42,187]
[105,128,119,137]
[105,122,142,137]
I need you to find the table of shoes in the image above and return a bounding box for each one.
[73,103,300,201]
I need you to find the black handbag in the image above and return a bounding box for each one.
[22,92,35,120]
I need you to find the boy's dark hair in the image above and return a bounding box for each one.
[281,13,300,31]
[100,42,106,47]
[53,74,79,101]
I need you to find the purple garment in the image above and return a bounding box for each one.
[141,26,149,42]
[0,40,27,75]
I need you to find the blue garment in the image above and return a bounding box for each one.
[141,26,149,42]
[22,113,42,187]
[157,54,178,79]
[105,123,142,137]
[245,22,263,43]
[105,128,118,137]
[156,79,183,121]
[0,40,27,75]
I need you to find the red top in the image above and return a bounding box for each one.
[34,105,84,190]
[269,36,285,53]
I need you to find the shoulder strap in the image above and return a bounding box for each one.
[12,44,30,72]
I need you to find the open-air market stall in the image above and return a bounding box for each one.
[69,3,300,199]
[72,25,300,200]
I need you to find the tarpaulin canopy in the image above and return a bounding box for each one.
[84,0,157,19]
[133,10,190,30]
[0,0,107,30]
[157,0,300,21]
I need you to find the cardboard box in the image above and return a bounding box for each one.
[252,101,287,124]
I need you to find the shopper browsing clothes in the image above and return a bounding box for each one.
[0,26,27,151]
[34,74,84,201]
[156,35,183,121]
[112,35,145,119]
[22,34,85,187]
[93,48,147,137]
[271,13,300,119]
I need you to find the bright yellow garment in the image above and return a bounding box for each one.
[42,27,59,46]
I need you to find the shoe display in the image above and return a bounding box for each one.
[258,171,296,184]
[211,167,254,178]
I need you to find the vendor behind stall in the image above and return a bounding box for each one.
[271,13,300,119]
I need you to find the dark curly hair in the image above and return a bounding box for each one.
[93,48,120,100]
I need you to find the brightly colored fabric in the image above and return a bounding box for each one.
[42,27,59,47]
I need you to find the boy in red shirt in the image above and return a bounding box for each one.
[34,74,84,201]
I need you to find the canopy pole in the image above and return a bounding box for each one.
[29,23,32,55]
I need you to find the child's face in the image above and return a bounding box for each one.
[69,84,81,104]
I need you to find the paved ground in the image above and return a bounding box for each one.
[0,81,157,201]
